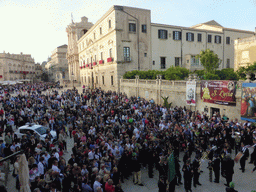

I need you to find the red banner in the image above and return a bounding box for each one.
[200,80,236,106]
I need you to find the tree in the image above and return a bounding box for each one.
[197,49,221,74]
[236,62,256,80]
[164,66,190,80]
[215,68,239,80]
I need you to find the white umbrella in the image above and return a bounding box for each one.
[18,154,31,192]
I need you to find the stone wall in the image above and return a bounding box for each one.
[119,76,244,121]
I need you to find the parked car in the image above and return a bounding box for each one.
[15,123,57,142]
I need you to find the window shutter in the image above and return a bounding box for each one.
[173,31,175,40]
[165,30,168,39]
[219,36,221,44]
[192,33,194,41]
[215,36,217,43]
[179,32,182,40]
[186,33,188,41]
[158,30,161,38]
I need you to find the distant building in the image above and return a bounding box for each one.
[34,63,43,82]
[45,44,69,82]
[66,5,255,91]
[234,35,256,71]
[0,52,36,81]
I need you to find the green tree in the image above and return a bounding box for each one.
[215,68,239,80]
[236,62,256,80]
[164,66,190,80]
[197,49,221,74]
[204,73,220,80]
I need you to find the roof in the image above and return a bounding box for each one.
[203,20,223,27]
[18,124,42,130]
[57,44,67,48]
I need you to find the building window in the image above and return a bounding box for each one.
[226,59,230,68]
[84,77,86,83]
[173,31,182,40]
[191,56,199,66]
[100,27,102,35]
[186,32,194,42]
[88,77,90,83]
[109,48,112,57]
[129,22,136,32]
[102,76,104,85]
[94,33,96,39]
[96,76,98,84]
[94,55,97,62]
[153,61,155,65]
[111,76,114,86]
[87,58,89,64]
[160,57,166,69]
[198,33,202,42]
[175,57,180,67]
[142,24,147,33]
[226,37,230,44]
[215,35,221,44]
[91,57,93,64]
[124,47,130,61]
[208,34,212,43]
[144,53,147,57]
[109,20,111,28]
[158,30,168,39]
[101,52,103,60]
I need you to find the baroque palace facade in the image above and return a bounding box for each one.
[66,5,255,92]
[45,45,69,82]
[0,52,36,81]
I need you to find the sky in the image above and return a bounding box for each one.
[0,0,256,64]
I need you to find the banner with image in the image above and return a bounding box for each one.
[200,80,236,106]
[241,83,256,122]
[186,81,196,106]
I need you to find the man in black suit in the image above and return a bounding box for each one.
[249,140,256,164]
[212,154,221,183]
[223,154,234,186]
[192,155,202,188]
[182,160,193,192]
[240,143,249,172]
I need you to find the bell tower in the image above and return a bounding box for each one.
[66,16,93,83]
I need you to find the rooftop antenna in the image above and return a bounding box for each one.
[71,12,74,24]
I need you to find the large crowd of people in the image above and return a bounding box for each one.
[0,82,255,192]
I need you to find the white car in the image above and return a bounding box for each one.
[15,123,57,142]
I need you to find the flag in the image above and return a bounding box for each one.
[168,152,176,182]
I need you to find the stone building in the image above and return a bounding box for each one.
[66,17,93,83]
[67,5,255,92]
[234,35,256,71]
[152,20,255,71]
[0,52,36,81]
[34,63,43,82]
[45,44,69,82]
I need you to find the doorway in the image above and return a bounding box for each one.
[211,107,220,117]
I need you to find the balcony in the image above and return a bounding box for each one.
[99,60,104,64]
[86,64,89,68]
[107,57,113,63]
[93,62,97,66]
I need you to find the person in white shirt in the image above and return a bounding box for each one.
[93,176,102,192]
[38,157,45,176]
[88,148,95,161]
[53,149,59,161]
[52,160,60,173]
